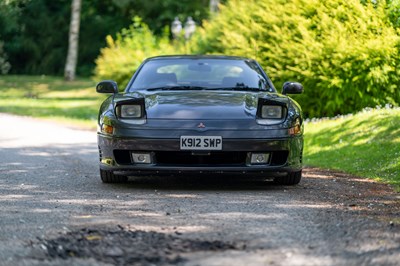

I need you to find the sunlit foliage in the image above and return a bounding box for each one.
[194,0,400,117]
[94,17,185,89]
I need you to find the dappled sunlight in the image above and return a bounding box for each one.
[0,194,31,200]
[31,208,53,213]
[186,249,335,266]
[165,194,203,199]
[200,212,284,220]
[0,158,398,265]
[1,169,28,174]
[21,151,54,157]
[306,173,377,184]
[276,203,332,209]
[126,225,209,234]
[123,211,164,218]
[55,198,148,207]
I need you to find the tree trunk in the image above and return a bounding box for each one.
[64,0,81,81]
[210,0,219,14]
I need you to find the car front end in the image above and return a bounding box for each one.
[96,55,304,184]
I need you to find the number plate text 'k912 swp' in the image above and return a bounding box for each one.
[180,136,222,150]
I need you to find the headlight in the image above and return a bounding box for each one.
[116,104,143,119]
[261,105,283,119]
[114,98,147,124]
[256,98,287,125]
[118,105,142,118]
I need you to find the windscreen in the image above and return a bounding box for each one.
[128,58,275,92]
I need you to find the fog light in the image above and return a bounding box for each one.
[250,153,270,164]
[131,153,152,164]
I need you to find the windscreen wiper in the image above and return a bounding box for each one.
[209,87,264,92]
[147,86,207,91]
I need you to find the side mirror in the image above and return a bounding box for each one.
[96,80,118,94]
[282,81,303,95]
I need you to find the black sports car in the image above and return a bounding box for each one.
[96,55,304,185]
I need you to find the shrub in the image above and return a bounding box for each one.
[194,0,400,117]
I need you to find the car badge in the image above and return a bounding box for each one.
[197,122,206,128]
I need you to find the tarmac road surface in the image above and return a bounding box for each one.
[0,113,399,266]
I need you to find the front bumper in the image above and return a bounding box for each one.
[98,134,303,176]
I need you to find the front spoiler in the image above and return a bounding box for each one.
[98,134,303,176]
[100,165,298,177]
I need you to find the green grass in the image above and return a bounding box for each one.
[0,75,106,129]
[304,107,400,190]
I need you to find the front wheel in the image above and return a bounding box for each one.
[274,170,302,185]
[100,169,128,183]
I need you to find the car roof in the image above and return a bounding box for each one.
[145,55,254,61]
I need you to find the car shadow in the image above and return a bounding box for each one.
[108,175,295,192]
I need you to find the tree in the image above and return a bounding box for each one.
[0,0,211,76]
[210,0,220,14]
[0,41,11,74]
[64,0,81,81]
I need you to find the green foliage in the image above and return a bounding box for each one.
[0,0,70,75]
[304,107,400,190]
[94,17,183,89]
[194,0,400,117]
[386,0,400,27]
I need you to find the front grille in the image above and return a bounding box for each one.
[114,150,132,165]
[98,146,102,162]
[155,151,247,166]
[270,151,289,166]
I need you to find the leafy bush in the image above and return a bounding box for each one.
[386,0,400,28]
[194,0,400,117]
[94,17,183,89]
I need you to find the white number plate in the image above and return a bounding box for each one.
[180,136,222,150]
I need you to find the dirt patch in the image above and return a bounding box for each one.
[31,227,242,265]
[302,167,400,223]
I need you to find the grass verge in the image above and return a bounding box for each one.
[0,75,105,130]
[304,107,400,190]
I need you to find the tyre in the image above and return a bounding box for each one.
[275,170,302,185]
[100,169,128,183]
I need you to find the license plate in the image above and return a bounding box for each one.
[180,136,222,150]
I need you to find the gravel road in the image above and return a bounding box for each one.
[0,113,399,266]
